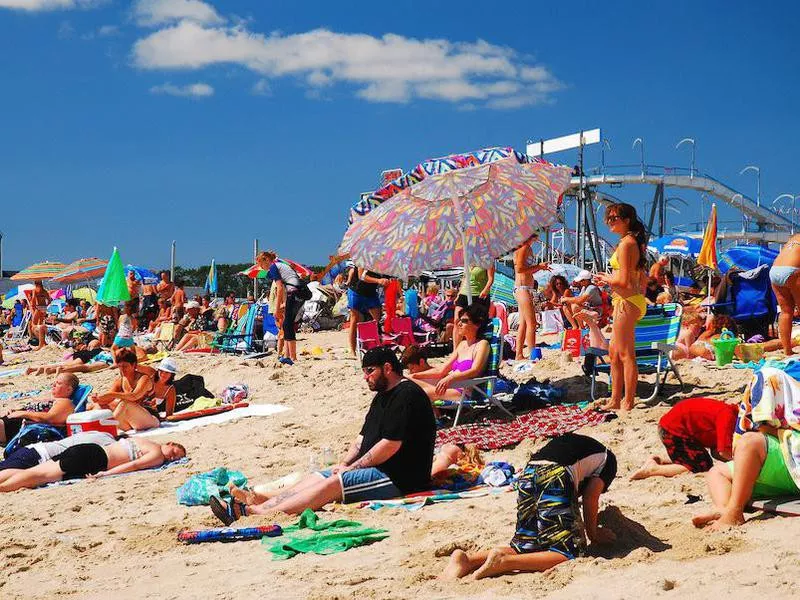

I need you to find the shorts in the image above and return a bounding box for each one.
[728,434,800,499]
[318,467,401,504]
[0,447,40,471]
[112,336,135,348]
[455,294,490,311]
[347,289,381,315]
[54,443,108,480]
[659,427,713,473]
[510,461,585,560]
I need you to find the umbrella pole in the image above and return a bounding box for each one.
[453,195,472,304]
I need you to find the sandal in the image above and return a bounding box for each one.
[209,496,246,526]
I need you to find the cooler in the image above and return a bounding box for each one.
[66,409,118,437]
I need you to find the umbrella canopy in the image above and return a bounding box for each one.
[719,245,779,274]
[533,263,583,288]
[10,261,67,281]
[239,258,313,280]
[1,284,34,308]
[697,204,718,271]
[647,234,703,259]
[339,148,571,279]
[97,248,131,306]
[205,259,218,295]
[72,287,98,302]
[51,257,107,283]
[124,265,159,285]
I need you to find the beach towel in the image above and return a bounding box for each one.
[0,368,24,378]
[360,486,511,511]
[436,405,613,450]
[132,403,289,437]
[176,467,248,506]
[45,457,190,488]
[262,509,388,560]
[731,358,800,379]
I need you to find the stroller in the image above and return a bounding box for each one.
[711,264,777,340]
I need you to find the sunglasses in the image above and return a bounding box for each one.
[362,366,381,376]
[605,215,622,224]
[457,317,474,325]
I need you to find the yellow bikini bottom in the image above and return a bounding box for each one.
[612,294,647,321]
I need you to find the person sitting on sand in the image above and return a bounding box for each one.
[0,430,116,472]
[209,346,436,523]
[148,298,172,332]
[407,304,490,408]
[95,302,118,348]
[174,301,213,352]
[0,373,81,444]
[87,348,159,432]
[141,358,179,419]
[631,398,737,480]
[0,438,186,492]
[688,314,738,361]
[441,433,618,580]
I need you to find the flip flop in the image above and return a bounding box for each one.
[209,496,246,526]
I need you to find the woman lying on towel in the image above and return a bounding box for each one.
[86,348,160,432]
[0,438,186,492]
[407,303,490,410]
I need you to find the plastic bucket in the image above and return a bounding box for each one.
[738,343,765,363]
[712,329,739,366]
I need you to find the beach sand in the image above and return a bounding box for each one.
[2,331,799,600]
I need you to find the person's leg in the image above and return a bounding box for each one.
[113,402,160,431]
[606,308,624,410]
[232,472,323,506]
[692,463,733,527]
[630,458,688,480]
[579,310,608,351]
[773,284,795,355]
[474,548,568,579]
[441,549,496,580]
[432,443,463,476]
[0,461,64,492]
[614,300,639,410]
[708,432,768,530]
[35,323,47,350]
[348,309,360,356]
[250,473,343,515]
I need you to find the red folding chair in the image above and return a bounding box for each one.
[355,320,401,358]
[390,317,433,348]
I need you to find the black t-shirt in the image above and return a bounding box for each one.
[358,379,436,493]
[530,433,617,492]
[351,270,379,298]
[73,348,103,363]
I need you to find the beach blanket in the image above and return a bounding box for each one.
[0,368,24,379]
[734,367,800,489]
[262,509,388,560]
[0,388,44,402]
[176,467,248,506]
[45,457,189,488]
[132,403,289,437]
[731,357,800,376]
[436,405,613,450]
[179,524,283,544]
[360,486,511,511]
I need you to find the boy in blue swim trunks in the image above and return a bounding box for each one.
[442,433,618,580]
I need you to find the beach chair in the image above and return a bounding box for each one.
[439,318,515,427]
[390,317,433,348]
[3,384,93,456]
[154,322,177,351]
[212,302,259,354]
[355,320,401,358]
[586,303,684,402]
[711,264,777,340]
[3,311,31,347]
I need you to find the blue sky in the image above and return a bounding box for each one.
[1,0,798,270]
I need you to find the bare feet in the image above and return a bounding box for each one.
[630,457,660,481]
[229,484,262,505]
[441,550,472,580]
[692,511,721,528]
[474,549,508,580]
[707,511,745,531]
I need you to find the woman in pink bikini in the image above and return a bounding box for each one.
[408,304,490,406]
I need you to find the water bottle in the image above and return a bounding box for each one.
[322,447,334,467]
[308,453,319,472]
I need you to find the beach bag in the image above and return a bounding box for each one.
[176,467,248,506]
[561,328,590,358]
[222,384,249,405]
[4,424,64,458]
[295,282,313,301]
[540,309,564,334]
[174,374,214,411]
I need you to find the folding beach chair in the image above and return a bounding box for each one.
[3,311,30,347]
[3,384,93,456]
[390,317,433,349]
[439,318,515,427]
[154,322,177,351]
[355,320,401,358]
[212,302,260,354]
[586,303,684,402]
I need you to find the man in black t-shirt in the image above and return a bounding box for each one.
[209,347,436,524]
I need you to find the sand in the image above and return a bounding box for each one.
[2,331,799,600]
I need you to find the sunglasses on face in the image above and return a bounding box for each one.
[457,317,474,325]
[606,215,622,224]
[362,366,380,376]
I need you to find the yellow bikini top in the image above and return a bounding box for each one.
[609,250,620,270]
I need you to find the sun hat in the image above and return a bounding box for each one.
[573,270,592,283]
[184,300,201,309]
[157,357,179,374]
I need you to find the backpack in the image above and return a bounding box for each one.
[4,424,64,458]
[294,281,312,301]
[173,374,214,411]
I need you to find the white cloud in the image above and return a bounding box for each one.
[132,19,564,109]
[97,24,119,36]
[0,0,105,11]
[133,0,224,27]
[149,81,214,97]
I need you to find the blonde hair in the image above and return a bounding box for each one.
[426,283,440,296]
[257,251,277,263]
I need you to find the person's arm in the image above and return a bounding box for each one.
[95,447,164,477]
[582,477,616,544]
[8,398,74,425]
[345,438,402,471]
[359,269,388,287]
[479,267,495,298]
[562,291,589,305]
[338,435,364,468]
[95,375,153,404]
[163,386,177,418]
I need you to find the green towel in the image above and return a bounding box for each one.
[263,509,388,560]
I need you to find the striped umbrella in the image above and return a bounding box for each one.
[239,258,313,279]
[51,257,108,283]
[10,261,67,281]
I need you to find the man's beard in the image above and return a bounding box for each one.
[368,373,389,392]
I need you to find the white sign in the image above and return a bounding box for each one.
[527,128,601,157]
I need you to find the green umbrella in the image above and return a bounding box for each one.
[96,247,131,306]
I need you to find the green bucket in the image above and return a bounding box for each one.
[712,328,739,366]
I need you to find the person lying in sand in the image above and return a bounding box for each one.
[0,373,80,445]
[0,431,115,471]
[209,346,435,523]
[26,343,153,377]
[87,348,159,432]
[0,438,186,492]
[631,398,737,480]
[441,433,617,580]
[693,430,800,531]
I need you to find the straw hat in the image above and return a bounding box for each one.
[184,300,201,310]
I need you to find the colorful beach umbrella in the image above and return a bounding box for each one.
[647,234,703,259]
[1,284,34,308]
[97,248,131,306]
[719,245,779,275]
[51,257,107,283]
[72,287,97,302]
[533,263,583,289]
[697,204,718,271]
[339,148,571,287]
[124,265,159,285]
[239,258,313,280]
[10,260,67,281]
[205,259,218,295]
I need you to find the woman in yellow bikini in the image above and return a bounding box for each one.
[593,203,647,411]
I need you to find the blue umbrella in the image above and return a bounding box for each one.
[719,245,779,274]
[647,234,703,259]
[534,263,582,288]
[124,265,159,285]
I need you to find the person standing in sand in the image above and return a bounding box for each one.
[769,233,800,355]
[156,271,175,303]
[441,433,618,580]
[126,270,141,314]
[513,236,549,361]
[29,280,51,351]
[592,203,648,411]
